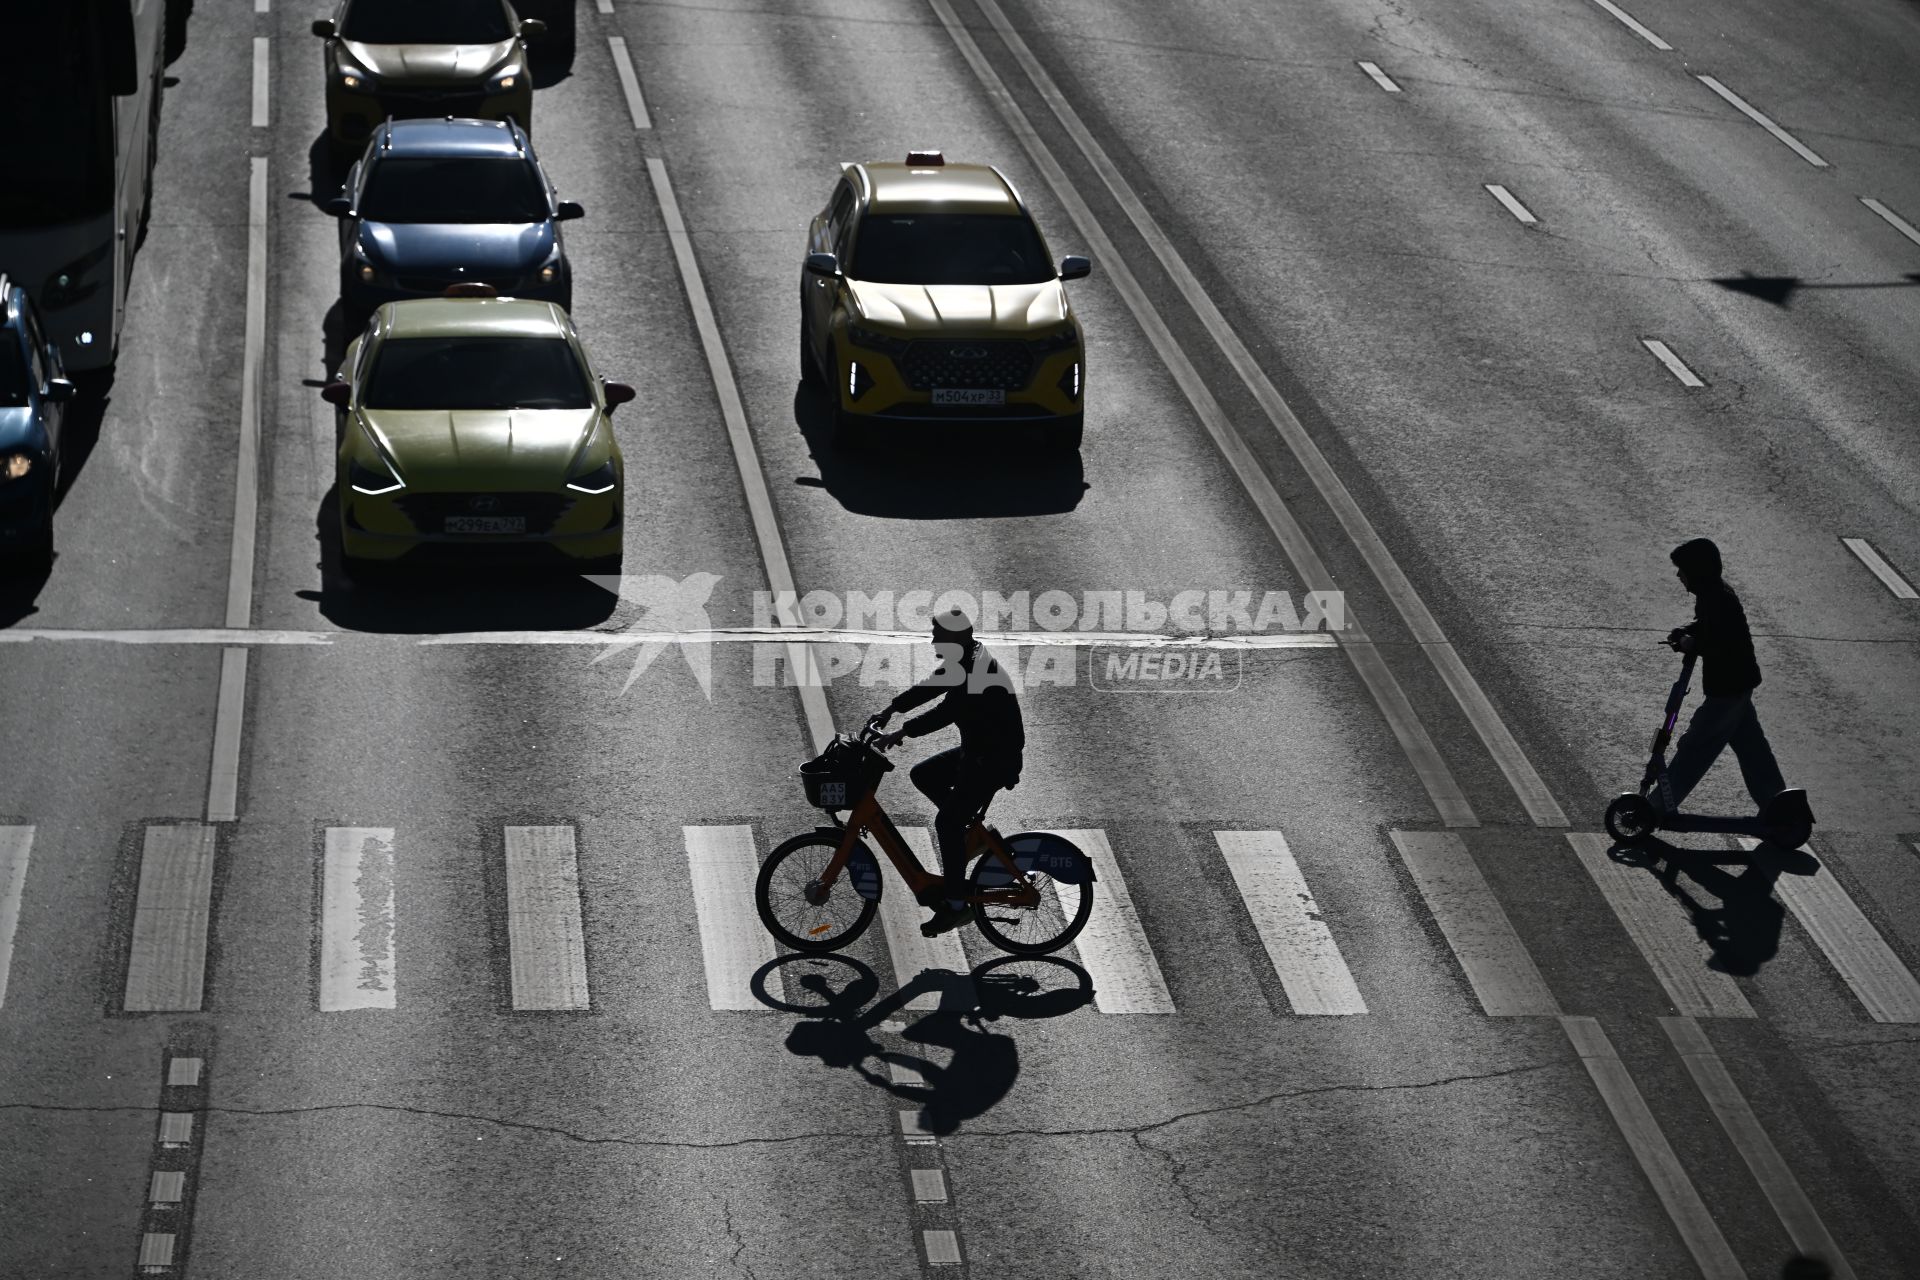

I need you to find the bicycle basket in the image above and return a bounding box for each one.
[799,736,892,810]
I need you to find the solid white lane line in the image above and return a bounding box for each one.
[1215,831,1366,1014]
[881,829,972,1009]
[1390,831,1559,1015]
[1048,829,1173,1014]
[1738,838,1920,1022]
[423,628,1338,649]
[124,825,217,1012]
[1662,1017,1860,1279]
[923,1229,962,1266]
[503,826,591,1010]
[607,37,652,130]
[1841,538,1917,599]
[1561,1017,1745,1279]
[319,828,397,1011]
[1642,338,1706,387]
[1485,184,1538,225]
[1696,76,1829,168]
[911,1168,948,1202]
[1357,61,1401,93]
[0,628,331,645]
[647,157,835,753]
[251,38,269,129]
[1586,0,1672,50]
[966,0,1565,829]
[0,827,31,1008]
[1568,834,1755,1018]
[935,0,1476,829]
[1860,198,1920,248]
[208,155,270,823]
[684,826,778,1011]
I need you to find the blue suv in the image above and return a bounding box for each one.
[0,276,75,572]
[328,117,584,315]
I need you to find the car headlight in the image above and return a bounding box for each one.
[350,240,380,283]
[336,58,373,91]
[1029,325,1079,353]
[847,323,910,357]
[348,455,404,495]
[488,64,524,94]
[2,451,35,483]
[566,458,616,495]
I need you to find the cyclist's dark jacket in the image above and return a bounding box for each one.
[1680,581,1761,696]
[890,645,1025,778]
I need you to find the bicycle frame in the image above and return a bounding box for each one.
[813,789,1040,910]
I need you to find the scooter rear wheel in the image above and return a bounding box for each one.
[1604,794,1657,843]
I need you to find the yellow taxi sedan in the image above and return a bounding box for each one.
[800,150,1091,451]
[322,293,631,579]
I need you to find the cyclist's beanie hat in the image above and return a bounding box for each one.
[1670,538,1723,582]
[931,608,974,639]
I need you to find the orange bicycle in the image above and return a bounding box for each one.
[754,722,1095,955]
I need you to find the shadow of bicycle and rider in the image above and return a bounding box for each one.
[756,952,1093,1136]
[1604,835,1821,978]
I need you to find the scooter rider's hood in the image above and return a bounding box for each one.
[1670,537,1722,583]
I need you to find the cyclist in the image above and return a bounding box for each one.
[871,608,1025,936]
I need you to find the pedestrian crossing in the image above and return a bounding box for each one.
[2,819,1916,1024]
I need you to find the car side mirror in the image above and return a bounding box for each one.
[45,376,76,402]
[323,195,352,217]
[320,382,351,406]
[520,17,547,38]
[1059,255,1091,281]
[602,380,637,411]
[804,252,840,277]
[554,201,585,222]
[311,17,336,38]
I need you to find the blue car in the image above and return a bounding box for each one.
[0,276,75,572]
[328,117,584,315]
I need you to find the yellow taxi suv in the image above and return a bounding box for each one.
[800,151,1092,451]
[312,0,543,161]
[321,292,631,580]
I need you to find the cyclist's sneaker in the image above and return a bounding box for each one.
[921,903,974,938]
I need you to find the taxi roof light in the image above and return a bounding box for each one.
[905,149,945,166]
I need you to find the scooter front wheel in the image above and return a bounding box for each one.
[1604,794,1658,843]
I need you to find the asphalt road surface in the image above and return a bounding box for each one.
[3,0,1919,1276]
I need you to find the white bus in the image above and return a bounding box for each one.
[0,0,168,372]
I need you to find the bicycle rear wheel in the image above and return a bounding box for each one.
[969,838,1093,956]
[755,831,878,953]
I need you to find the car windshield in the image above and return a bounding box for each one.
[850,213,1054,286]
[0,338,29,407]
[340,0,512,44]
[363,336,590,410]
[359,158,548,224]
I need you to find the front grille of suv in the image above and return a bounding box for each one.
[898,340,1033,392]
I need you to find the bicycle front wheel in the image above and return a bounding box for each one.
[969,837,1094,956]
[755,831,878,953]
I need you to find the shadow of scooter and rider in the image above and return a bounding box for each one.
[756,953,1094,1136]
[1606,834,1820,978]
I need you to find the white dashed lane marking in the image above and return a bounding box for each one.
[1357,61,1401,93]
[0,826,30,1009]
[1642,338,1706,387]
[1485,184,1538,225]
[1696,76,1829,167]
[251,37,269,128]
[1842,538,1917,599]
[1860,198,1920,248]
[608,37,653,130]
[1587,0,1672,50]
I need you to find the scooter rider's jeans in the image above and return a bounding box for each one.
[1656,692,1786,813]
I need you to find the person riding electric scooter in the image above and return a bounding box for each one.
[1605,538,1813,848]
[867,609,1025,937]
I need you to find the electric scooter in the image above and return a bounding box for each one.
[1603,644,1814,848]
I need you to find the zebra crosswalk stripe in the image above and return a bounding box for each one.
[1738,838,1920,1023]
[124,824,217,1013]
[1568,833,1754,1018]
[1048,829,1174,1014]
[0,826,31,1009]
[503,826,590,1011]
[1215,830,1366,1015]
[320,828,397,1011]
[880,828,971,1010]
[1391,830,1559,1016]
[684,826,778,1011]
